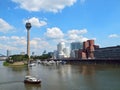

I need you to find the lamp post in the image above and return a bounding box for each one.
[25,22,32,61]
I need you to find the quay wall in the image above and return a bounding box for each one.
[54,59,120,64]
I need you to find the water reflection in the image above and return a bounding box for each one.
[80,65,95,75]
[79,65,97,90]
[24,84,41,90]
[0,61,120,90]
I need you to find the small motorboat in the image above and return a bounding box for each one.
[24,76,41,84]
[28,63,36,67]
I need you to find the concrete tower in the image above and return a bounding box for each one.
[25,22,32,59]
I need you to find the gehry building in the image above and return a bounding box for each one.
[56,42,70,59]
[77,40,99,59]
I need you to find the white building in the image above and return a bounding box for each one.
[57,42,70,59]
[63,47,70,58]
[53,50,58,59]
[57,42,65,54]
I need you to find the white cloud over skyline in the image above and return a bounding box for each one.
[0,26,89,55]
[12,0,76,13]
[45,27,64,39]
[1,0,120,55]
[0,17,89,55]
[108,34,119,38]
[0,18,14,33]
[67,29,88,42]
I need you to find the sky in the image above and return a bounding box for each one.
[0,0,120,55]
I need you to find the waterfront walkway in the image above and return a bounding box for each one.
[53,59,120,64]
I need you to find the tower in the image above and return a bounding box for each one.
[25,21,32,60]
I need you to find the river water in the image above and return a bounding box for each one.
[0,61,120,90]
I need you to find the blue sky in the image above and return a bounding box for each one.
[0,0,120,55]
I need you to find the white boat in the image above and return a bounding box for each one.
[24,76,41,84]
[28,63,36,67]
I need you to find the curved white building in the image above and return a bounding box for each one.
[57,42,70,59]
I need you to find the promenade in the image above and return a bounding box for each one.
[54,58,120,64]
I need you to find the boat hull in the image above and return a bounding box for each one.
[24,80,41,84]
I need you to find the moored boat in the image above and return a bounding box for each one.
[24,76,41,84]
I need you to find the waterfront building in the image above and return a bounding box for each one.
[53,50,58,59]
[57,42,65,54]
[7,50,11,57]
[70,42,83,58]
[57,42,66,59]
[77,40,99,59]
[71,42,83,51]
[56,42,70,59]
[63,47,70,58]
[94,46,120,59]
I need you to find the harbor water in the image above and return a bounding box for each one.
[0,61,120,90]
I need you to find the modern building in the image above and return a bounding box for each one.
[70,42,83,58]
[7,50,11,57]
[94,46,120,59]
[71,42,83,51]
[57,42,66,59]
[78,40,99,59]
[56,42,70,59]
[53,50,58,59]
[63,47,70,58]
[57,42,65,55]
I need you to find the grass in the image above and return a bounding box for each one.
[3,61,28,66]
[3,61,10,66]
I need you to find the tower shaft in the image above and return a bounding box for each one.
[27,30,30,59]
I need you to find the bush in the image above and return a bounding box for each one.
[3,61,10,66]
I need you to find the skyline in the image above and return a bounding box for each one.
[0,0,120,55]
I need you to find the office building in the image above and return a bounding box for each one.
[70,42,83,58]
[94,46,120,59]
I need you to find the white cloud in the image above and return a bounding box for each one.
[108,34,119,38]
[0,35,51,55]
[67,29,88,42]
[80,0,86,4]
[0,36,9,40]
[0,18,14,33]
[0,44,18,51]
[12,0,76,13]
[31,38,49,48]
[45,27,64,39]
[0,27,90,55]
[68,29,87,35]
[24,17,47,28]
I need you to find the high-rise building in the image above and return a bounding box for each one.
[7,50,11,57]
[57,42,65,54]
[79,39,99,59]
[56,42,70,59]
[71,42,83,51]
[57,42,66,59]
[63,47,70,58]
[70,42,83,58]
